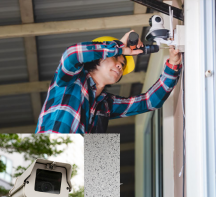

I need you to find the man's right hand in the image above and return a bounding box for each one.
[120,30,144,56]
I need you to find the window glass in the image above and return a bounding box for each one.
[6,159,12,174]
[0,156,6,180]
[1,156,6,165]
[0,172,5,180]
[5,174,11,183]
[0,156,13,183]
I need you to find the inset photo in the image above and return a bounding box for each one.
[0,134,84,197]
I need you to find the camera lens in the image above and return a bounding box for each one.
[35,169,62,194]
[41,182,54,192]
[155,16,161,22]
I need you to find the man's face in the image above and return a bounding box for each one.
[97,55,126,85]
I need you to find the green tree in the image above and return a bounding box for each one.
[0,160,6,173]
[0,134,84,197]
[69,186,84,197]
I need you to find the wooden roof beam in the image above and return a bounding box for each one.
[0,14,154,39]
[19,0,42,123]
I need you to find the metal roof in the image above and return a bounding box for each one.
[0,94,34,128]
[0,37,28,85]
[0,0,21,26]
[33,0,134,22]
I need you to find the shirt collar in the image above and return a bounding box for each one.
[86,71,107,101]
[96,91,107,102]
[86,72,96,90]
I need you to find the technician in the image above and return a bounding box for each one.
[35,30,182,134]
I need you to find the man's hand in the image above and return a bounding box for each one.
[120,30,144,56]
[169,47,182,65]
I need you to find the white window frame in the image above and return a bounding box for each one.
[185,0,216,197]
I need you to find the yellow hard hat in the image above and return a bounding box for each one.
[92,36,135,75]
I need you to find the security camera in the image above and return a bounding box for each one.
[9,159,72,197]
[146,15,169,43]
[145,7,179,47]
[149,15,165,31]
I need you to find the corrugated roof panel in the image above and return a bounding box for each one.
[33,0,134,22]
[0,37,29,85]
[0,0,21,26]
[0,94,34,128]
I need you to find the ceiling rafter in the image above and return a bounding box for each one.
[0,14,154,39]
[19,0,42,124]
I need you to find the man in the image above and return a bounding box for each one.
[35,30,182,134]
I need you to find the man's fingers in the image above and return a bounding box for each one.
[131,49,143,55]
[126,30,135,37]
[137,40,143,48]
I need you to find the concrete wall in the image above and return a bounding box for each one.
[84,134,120,197]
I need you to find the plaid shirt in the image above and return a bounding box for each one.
[35,41,181,134]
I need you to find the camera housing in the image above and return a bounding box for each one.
[146,15,169,42]
[9,158,72,197]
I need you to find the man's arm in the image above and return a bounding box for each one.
[109,59,182,119]
[55,41,124,86]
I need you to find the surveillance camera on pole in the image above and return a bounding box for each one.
[9,158,72,197]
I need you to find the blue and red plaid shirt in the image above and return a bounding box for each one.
[35,41,181,134]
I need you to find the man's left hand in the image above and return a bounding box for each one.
[169,47,182,65]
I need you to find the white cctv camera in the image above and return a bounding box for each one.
[146,7,178,47]
[146,15,169,43]
[149,15,165,31]
[9,158,72,197]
